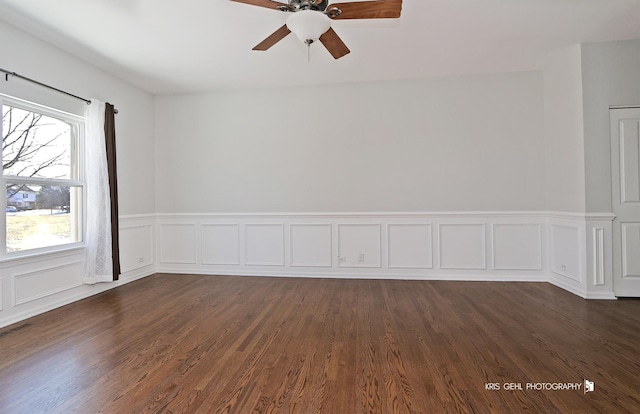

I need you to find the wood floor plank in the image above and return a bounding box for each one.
[1,274,639,413]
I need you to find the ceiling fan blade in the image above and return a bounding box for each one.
[253,25,292,51]
[319,28,350,59]
[230,0,288,11]
[326,0,402,19]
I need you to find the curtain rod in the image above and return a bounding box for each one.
[0,67,118,114]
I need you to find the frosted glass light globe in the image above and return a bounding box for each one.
[286,10,331,44]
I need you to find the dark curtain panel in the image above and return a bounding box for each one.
[104,103,121,280]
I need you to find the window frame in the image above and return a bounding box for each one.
[1,94,86,258]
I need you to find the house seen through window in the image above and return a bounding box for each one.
[2,96,84,254]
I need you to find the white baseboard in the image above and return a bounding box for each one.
[0,266,155,329]
[549,275,587,299]
[155,267,547,282]
[584,292,617,300]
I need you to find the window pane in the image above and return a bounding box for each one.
[2,105,75,179]
[6,185,82,252]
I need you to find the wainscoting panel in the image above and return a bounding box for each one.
[120,224,154,273]
[14,261,83,306]
[149,211,623,298]
[337,224,381,268]
[550,223,581,282]
[387,224,433,269]
[585,215,615,299]
[0,215,156,329]
[1,210,615,329]
[290,224,332,267]
[438,224,486,270]
[245,224,285,266]
[154,213,553,280]
[592,227,605,286]
[202,224,240,265]
[492,224,542,270]
[160,224,197,264]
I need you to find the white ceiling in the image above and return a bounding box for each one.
[1,0,639,95]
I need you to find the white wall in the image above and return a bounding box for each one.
[543,45,586,213]
[581,39,640,213]
[0,21,156,216]
[0,21,156,327]
[154,71,615,295]
[155,72,545,213]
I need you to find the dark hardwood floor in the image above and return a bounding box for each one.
[1,274,639,413]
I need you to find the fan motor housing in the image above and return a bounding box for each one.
[288,0,329,12]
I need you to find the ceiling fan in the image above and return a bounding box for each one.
[230,0,402,59]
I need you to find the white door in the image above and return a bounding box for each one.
[611,108,640,297]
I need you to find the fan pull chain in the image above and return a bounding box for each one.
[307,42,311,63]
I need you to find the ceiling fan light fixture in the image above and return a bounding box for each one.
[286,10,331,44]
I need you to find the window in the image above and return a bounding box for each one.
[2,95,84,254]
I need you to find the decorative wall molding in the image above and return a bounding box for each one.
[337,224,382,268]
[290,224,332,267]
[592,227,605,286]
[155,211,557,219]
[155,212,554,281]
[0,214,156,329]
[584,217,615,299]
[159,223,197,264]
[548,211,617,220]
[438,223,486,270]
[202,223,240,265]
[245,224,285,266]
[492,224,543,271]
[585,212,616,221]
[151,210,616,299]
[550,223,581,282]
[119,223,154,273]
[153,268,547,282]
[0,263,153,329]
[1,210,621,329]
[119,214,157,276]
[387,224,433,269]
[14,261,84,306]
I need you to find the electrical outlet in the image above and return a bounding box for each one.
[338,256,346,263]
[138,257,145,263]
[358,253,365,263]
[561,264,567,270]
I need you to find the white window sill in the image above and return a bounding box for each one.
[0,243,85,267]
